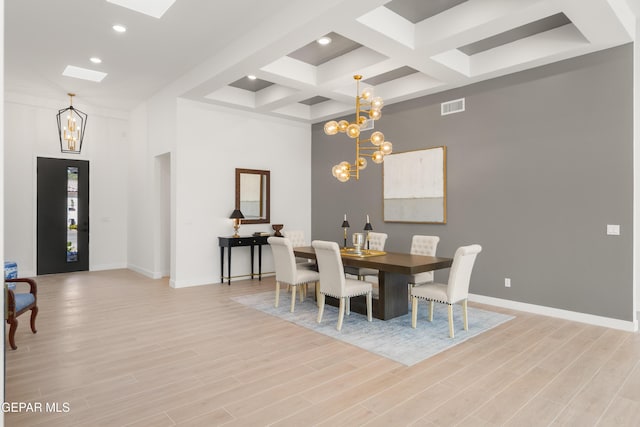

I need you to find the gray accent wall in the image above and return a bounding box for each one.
[311,44,633,321]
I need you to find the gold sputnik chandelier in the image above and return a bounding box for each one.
[324,75,393,182]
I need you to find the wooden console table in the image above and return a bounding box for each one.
[218,235,269,285]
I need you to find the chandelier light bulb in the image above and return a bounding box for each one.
[339,161,351,171]
[346,123,360,139]
[381,141,393,155]
[371,97,384,109]
[361,87,373,100]
[338,120,349,132]
[324,121,339,135]
[357,157,368,170]
[370,131,384,146]
[369,108,382,120]
[332,164,341,177]
[372,151,384,164]
[337,170,350,182]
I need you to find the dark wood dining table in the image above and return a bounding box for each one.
[293,246,453,320]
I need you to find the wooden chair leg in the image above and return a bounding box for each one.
[275,281,280,307]
[337,298,345,331]
[366,292,372,322]
[8,319,18,350]
[411,297,418,328]
[428,300,434,322]
[462,299,468,331]
[317,294,325,323]
[290,286,297,312]
[30,306,38,334]
[448,304,454,338]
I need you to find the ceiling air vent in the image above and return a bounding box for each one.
[441,98,465,116]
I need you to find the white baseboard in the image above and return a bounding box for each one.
[172,272,276,288]
[127,264,162,279]
[170,279,216,288]
[19,270,37,279]
[469,293,638,332]
[91,263,127,272]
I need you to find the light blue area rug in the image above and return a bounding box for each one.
[232,291,514,366]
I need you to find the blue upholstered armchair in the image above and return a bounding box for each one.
[5,278,38,350]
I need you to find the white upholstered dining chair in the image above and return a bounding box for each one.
[408,235,440,286]
[411,244,482,338]
[282,230,316,270]
[312,240,373,331]
[268,237,320,312]
[357,231,388,280]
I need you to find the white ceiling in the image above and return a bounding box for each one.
[5,0,637,123]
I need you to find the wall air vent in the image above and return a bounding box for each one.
[441,98,465,116]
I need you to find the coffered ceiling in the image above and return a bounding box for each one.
[5,0,636,122]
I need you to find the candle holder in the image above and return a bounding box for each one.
[364,221,373,250]
[341,219,350,248]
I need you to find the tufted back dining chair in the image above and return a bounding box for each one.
[410,244,482,338]
[268,237,320,312]
[282,230,316,270]
[312,240,372,331]
[408,235,440,286]
[357,232,388,280]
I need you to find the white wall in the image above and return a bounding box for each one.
[4,93,128,276]
[126,94,177,280]
[173,99,311,287]
[126,103,155,277]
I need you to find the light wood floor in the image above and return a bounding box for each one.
[4,269,640,426]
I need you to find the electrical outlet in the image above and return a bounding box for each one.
[505,278,511,288]
[607,224,620,235]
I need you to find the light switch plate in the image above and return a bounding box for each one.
[607,224,620,235]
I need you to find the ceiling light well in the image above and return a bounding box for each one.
[106,0,177,19]
[62,65,108,82]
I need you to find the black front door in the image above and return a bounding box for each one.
[37,157,89,274]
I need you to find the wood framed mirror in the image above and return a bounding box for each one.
[235,168,270,224]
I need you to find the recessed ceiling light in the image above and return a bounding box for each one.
[106,0,177,19]
[63,65,108,82]
[317,36,332,45]
[112,24,127,33]
[247,75,257,80]
[90,57,102,64]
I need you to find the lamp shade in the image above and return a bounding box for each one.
[230,209,244,219]
[364,222,373,231]
[341,220,350,228]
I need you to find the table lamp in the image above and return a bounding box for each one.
[230,209,244,237]
[341,214,350,248]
